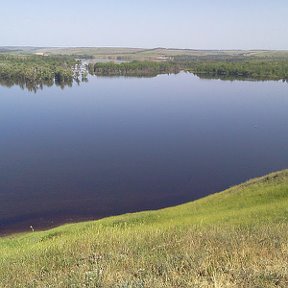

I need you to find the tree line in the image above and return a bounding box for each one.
[88,61,181,77]
[87,58,288,81]
[1,54,288,91]
[0,54,80,91]
[185,60,288,81]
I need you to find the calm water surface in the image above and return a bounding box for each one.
[0,73,287,233]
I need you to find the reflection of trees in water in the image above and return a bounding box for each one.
[195,73,288,83]
[0,77,80,93]
[1,73,286,92]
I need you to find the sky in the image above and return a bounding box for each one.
[1,0,288,49]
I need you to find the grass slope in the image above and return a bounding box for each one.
[0,170,288,287]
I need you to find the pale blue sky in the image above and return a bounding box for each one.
[1,0,287,49]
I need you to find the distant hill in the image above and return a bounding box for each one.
[2,46,288,61]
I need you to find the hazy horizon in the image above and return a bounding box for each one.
[1,46,288,51]
[1,0,288,50]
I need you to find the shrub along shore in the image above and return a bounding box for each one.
[88,58,288,81]
[0,54,82,91]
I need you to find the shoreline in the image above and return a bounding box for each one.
[0,215,102,237]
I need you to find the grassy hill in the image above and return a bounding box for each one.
[0,170,288,287]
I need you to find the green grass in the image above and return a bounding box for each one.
[1,170,288,287]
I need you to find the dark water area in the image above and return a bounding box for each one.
[0,73,288,234]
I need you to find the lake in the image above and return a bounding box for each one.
[0,73,287,234]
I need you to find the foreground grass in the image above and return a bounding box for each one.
[0,170,288,287]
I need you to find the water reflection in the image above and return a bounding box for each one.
[0,77,77,93]
[0,71,287,93]
[0,73,287,234]
[195,73,288,82]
